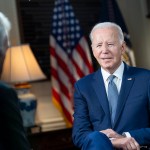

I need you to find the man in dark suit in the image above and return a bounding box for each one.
[0,12,30,149]
[72,22,150,150]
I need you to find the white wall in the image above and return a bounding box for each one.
[117,0,150,69]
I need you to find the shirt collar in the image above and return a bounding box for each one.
[101,62,124,82]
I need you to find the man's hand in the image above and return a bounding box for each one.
[100,128,123,139]
[111,137,140,150]
[100,129,140,150]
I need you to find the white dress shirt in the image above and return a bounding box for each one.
[101,61,124,96]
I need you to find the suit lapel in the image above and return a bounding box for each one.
[113,64,135,127]
[91,69,111,120]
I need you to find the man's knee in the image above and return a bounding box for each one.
[82,131,113,150]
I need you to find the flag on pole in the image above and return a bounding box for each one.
[100,0,136,66]
[50,0,93,127]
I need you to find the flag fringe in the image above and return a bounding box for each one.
[52,96,72,128]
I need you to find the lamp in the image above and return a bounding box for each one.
[1,44,46,86]
[1,44,46,127]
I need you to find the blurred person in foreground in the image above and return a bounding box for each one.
[72,22,150,150]
[0,12,30,150]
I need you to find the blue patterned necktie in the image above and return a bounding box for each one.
[108,75,118,124]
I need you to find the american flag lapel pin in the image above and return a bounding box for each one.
[127,78,132,80]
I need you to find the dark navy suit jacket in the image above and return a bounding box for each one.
[72,63,150,148]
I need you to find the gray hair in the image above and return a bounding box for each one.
[0,12,11,55]
[89,22,124,43]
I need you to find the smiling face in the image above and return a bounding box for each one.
[91,27,126,74]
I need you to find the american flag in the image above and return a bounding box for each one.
[100,0,136,66]
[50,0,93,127]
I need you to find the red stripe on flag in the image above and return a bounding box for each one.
[52,88,73,124]
[76,44,93,73]
[50,46,76,85]
[51,67,71,100]
[71,58,85,78]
